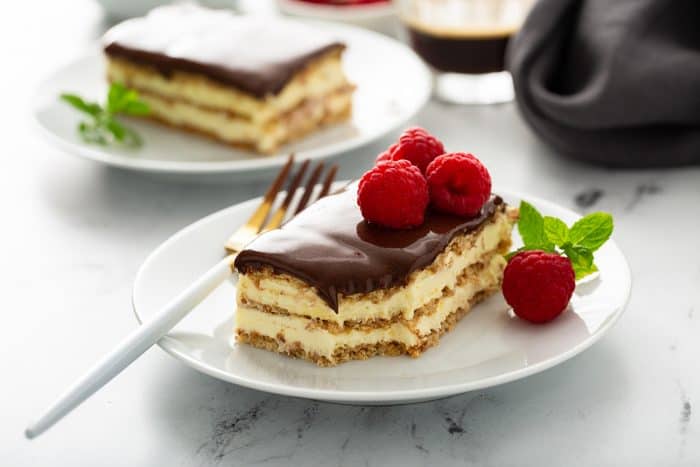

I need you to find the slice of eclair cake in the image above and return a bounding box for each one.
[233,185,517,366]
[103,4,354,153]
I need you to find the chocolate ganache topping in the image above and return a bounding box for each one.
[234,186,503,311]
[103,5,345,98]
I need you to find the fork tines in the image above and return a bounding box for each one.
[225,155,338,253]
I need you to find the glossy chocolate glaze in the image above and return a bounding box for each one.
[103,5,344,98]
[234,186,502,311]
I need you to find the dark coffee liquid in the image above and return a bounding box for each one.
[407,26,512,74]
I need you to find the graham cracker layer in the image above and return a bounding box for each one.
[236,287,497,367]
[235,251,506,365]
[136,86,352,153]
[239,256,499,333]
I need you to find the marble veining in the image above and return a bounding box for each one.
[196,398,273,462]
[679,385,692,433]
[625,182,663,211]
[296,402,319,441]
[574,188,604,208]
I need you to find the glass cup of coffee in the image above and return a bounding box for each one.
[396,0,534,104]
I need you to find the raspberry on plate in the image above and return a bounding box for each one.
[386,127,445,174]
[426,152,492,217]
[357,159,429,229]
[502,251,576,323]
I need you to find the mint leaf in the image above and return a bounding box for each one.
[517,201,554,251]
[107,82,149,115]
[122,99,150,116]
[61,94,102,117]
[562,243,597,280]
[60,83,148,148]
[543,216,569,246]
[106,82,130,113]
[569,212,613,252]
[508,200,613,281]
[78,121,108,145]
[104,118,127,141]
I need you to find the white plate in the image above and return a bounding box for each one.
[132,188,631,404]
[32,21,430,177]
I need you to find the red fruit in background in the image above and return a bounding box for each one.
[502,251,576,324]
[357,159,429,229]
[294,0,389,5]
[426,152,492,217]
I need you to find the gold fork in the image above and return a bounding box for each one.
[25,155,338,439]
[225,155,338,254]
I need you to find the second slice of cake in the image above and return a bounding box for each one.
[233,185,517,366]
[103,5,354,154]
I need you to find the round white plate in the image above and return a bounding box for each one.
[32,21,430,177]
[132,189,631,404]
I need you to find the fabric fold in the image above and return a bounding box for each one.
[508,0,700,167]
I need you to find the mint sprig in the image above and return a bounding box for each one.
[60,82,150,148]
[509,201,613,280]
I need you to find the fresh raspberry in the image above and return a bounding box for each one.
[375,143,398,164]
[387,127,445,174]
[357,159,429,229]
[502,251,576,324]
[425,152,492,217]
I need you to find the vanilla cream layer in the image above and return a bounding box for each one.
[237,208,515,325]
[106,51,349,124]
[138,87,352,153]
[236,254,505,359]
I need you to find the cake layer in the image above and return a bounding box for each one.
[237,205,515,324]
[106,49,349,123]
[103,4,345,98]
[135,86,353,154]
[236,254,505,366]
[235,188,509,310]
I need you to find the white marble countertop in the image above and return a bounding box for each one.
[2,2,698,465]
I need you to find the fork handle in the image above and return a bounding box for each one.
[25,254,236,439]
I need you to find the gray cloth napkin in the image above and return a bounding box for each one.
[507,0,700,167]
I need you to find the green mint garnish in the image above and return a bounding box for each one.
[509,200,613,280]
[60,82,150,148]
[568,212,614,251]
[517,200,554,251]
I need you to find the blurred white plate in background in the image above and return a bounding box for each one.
[32,20,430,178]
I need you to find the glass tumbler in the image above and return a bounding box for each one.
[395,0,534,104]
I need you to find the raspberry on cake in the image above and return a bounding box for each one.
[427,152,492,217]
[102,5,354,154]
[381,127,445,173]
[233,181,518,366]
[357,159,429,229]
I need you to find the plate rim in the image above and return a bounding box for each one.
[132,188,632,403]
[31,20,431,175]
